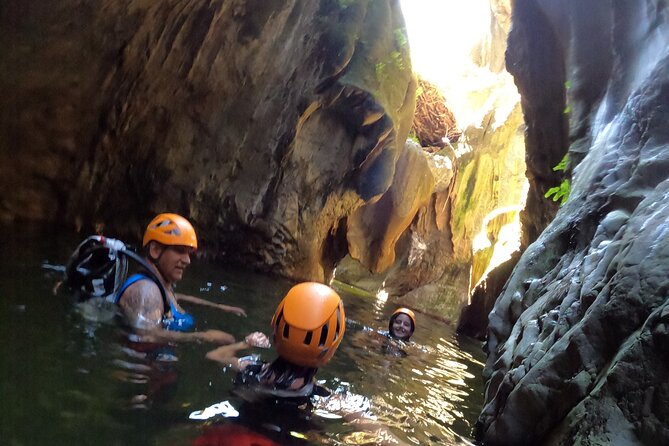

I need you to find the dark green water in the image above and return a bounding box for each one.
[0,224,485,445]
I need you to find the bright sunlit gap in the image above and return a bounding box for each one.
[400,0,520,140]
[399,0,527,295]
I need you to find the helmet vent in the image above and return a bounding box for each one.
[334,308,342,340]
[318,323,329,347]
[275,310,283,331]
[155,219,181,235]
[283,323,290,339]
[303,331,313,345]
[318,348,329,359]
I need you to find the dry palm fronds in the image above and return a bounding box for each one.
[411,77,461,147]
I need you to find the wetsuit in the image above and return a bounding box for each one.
[114,273,195,332]
[233,358,330,405]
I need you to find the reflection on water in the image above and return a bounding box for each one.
[0,225,484,445]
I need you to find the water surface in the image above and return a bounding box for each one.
[0,224,485,445]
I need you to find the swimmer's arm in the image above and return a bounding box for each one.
[175,293,247,317]
[205,342,248,370]
[139,327,236,345]
[205,332,269,370]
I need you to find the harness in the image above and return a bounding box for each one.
[233,359,329,404]
[115,273,195,332]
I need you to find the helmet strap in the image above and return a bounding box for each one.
[147,242,171,287]
[147,241,165,264]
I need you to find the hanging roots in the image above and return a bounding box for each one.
[411,77,461,148]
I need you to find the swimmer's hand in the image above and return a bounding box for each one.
[219,304,247,317]
[198,329,236,344]
[245,331,270,348]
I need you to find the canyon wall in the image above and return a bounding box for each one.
[478,0,669,444]
[0,0,415,282]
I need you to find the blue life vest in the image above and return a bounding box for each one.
[115,273,195,332]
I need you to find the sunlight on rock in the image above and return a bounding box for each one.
[401,0,520,146]
[471,181,528,292]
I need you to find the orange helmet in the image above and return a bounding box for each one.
[389,307,416,335]
[142,213,198,249]
[271,282,345,368]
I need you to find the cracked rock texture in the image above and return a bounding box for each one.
[478,0,669,444]
[0,0,415,281]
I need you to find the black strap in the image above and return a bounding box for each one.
[118,248,170,308]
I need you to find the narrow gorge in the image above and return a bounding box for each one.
[1,0,667,444]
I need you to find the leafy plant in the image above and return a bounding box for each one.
[545,180,570,205]
[552,153,569,171]
[544,153,570,205]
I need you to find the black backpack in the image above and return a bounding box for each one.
[63,235,167,303]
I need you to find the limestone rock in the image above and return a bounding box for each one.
[0,0,415,282]
[478,0,669,444]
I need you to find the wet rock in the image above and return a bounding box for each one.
[479,0,669,444]
[0,0,415,282]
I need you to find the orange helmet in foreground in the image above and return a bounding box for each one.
[271,282,345,368]
[143,213,198,249]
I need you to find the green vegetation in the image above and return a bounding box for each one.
[394,28,408,49]
[331,279,375,298]
[374,29,408,84]
[545,179,570,205]
[544,153,570,205]
[415,84,424,98]
[563,80,572,114]
[375,50,405,83]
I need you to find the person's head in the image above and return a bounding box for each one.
[271,282,346,370]
[388,307,416,341]
[142,213,198,284]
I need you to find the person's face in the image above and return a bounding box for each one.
[391,313,413,340]
[151,244,193,284]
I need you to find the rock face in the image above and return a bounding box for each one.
[0,0,415,281]
[337,2,529,321]
[1,0,530,326]
[478,0,669,444]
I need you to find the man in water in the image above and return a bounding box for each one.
[115,212,245,344]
